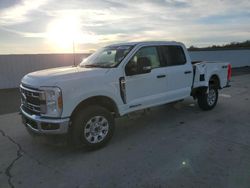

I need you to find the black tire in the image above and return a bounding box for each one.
[198,87,218,111]
[70,105,115,150]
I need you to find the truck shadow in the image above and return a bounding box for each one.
[26,99,201,155]
[113,100,200,143]
[18,98,230,169]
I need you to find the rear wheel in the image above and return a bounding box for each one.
[198,87,218,111]
[70,105,115,150]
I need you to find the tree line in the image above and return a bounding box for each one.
[188,40,250,51]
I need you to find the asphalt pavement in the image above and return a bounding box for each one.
[0,72,250,188]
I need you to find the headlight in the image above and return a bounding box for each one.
[40,87,63,117]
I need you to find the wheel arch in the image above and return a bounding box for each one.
[70,96,120,120]
[191,74,220,99]
[209,74,221,89]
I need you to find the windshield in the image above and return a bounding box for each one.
[79,45,134,68]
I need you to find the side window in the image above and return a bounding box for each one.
[162,46,186,66]
[125,46,161,76]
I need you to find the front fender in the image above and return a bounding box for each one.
[61,88,123,118]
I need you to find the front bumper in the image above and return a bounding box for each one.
[20,106,70,135]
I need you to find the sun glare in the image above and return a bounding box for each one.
[46,15,98,51]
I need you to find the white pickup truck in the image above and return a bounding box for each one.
[20,41,231,149]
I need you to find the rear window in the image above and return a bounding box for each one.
[161,46,186,66]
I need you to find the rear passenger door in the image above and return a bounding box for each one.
[160,45,193,101]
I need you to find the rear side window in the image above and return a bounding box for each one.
[161,46,186,66]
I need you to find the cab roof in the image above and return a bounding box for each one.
[107,41,184,48]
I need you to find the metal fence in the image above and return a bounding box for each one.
[0,53,89,89]
[0,50,250,89]
[189,50,250,68]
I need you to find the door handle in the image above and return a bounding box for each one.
[157,75,166,78]
[184,71,192,74]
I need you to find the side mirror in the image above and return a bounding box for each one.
[125,57,152,76]
[142,65,152,72]
[125,60,137,76]
[137,57,152,74]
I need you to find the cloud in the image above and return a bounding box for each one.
[0,26,46,38]
[0,0,21,9]
[0,0,49,26]
[0,0,250,53]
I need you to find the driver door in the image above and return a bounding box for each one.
[124,46,168,110]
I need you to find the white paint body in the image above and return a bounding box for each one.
[21,41,230,119]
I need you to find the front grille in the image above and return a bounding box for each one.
[20,84,44,115]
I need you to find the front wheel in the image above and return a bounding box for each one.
[198,87,218,111]
[70,105,115,150]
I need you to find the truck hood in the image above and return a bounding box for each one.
[21,66,109,87]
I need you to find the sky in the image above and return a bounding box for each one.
[0,0,250,54]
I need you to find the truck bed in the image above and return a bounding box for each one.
[192,61,229,89]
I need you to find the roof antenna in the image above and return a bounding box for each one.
[73,40,76,67]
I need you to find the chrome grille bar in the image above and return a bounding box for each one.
[20,84,42,115]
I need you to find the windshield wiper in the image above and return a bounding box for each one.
[82,63,113,68]
[82,64,100,68]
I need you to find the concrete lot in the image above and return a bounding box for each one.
[0,74,250,188]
